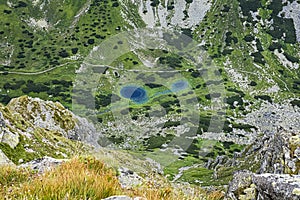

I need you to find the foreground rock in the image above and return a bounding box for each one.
[207,130,300,184]
[208,130,300,199]
[7,96,100,147]
[19,156,67,173]
[226,170,300,200]
[0,96,97,165]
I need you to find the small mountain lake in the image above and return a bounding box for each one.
[120,86,148,104]
[171,80,188,92]
[120,80,188,104]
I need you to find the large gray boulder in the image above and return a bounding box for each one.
[226,170,300,200]
[7,96,101,147]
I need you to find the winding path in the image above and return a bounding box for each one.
[0,62,79,75]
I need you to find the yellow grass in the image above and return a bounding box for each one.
[0,156,224,200]
[10,156,120,199]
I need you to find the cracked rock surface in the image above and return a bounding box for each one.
[226,171,300,200]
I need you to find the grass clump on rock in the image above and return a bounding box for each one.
[0,156,121,199]
[0,156,224,200]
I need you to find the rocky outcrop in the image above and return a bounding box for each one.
[118,167,144,189]
[224,131,300,199]
[226,170,300,200]
[241,131,300,174]
[0,96,98,164]
[0,111,19,148]
[7,96,100,147]
[211,131,300,177]
[19,156,67,173]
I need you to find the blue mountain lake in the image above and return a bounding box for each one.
[120,86,148,104]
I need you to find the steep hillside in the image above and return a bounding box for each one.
[0,96,225,199]
[0,0,300,197]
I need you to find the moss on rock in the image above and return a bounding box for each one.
[0,96,90,164]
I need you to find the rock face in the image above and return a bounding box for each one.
[132,0,211,29]
[0,96,97,164]
[242,131,300,175]
[211,131,300,176]
[7,96,100,147]
[224,131,300,199]
[226,171,300,200]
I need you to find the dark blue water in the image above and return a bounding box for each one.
[120,86,148,104]
[120,81,188,104]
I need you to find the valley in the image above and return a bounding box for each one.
[0,0,300,199]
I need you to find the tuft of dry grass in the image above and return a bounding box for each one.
[0,165,34,197]
[12,156,121,199]
[0,165,32,186]
[0,156,224,200]
[206,191,224,200]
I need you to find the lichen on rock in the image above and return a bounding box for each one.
[226,171,300,200]
[0,96,95,164]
